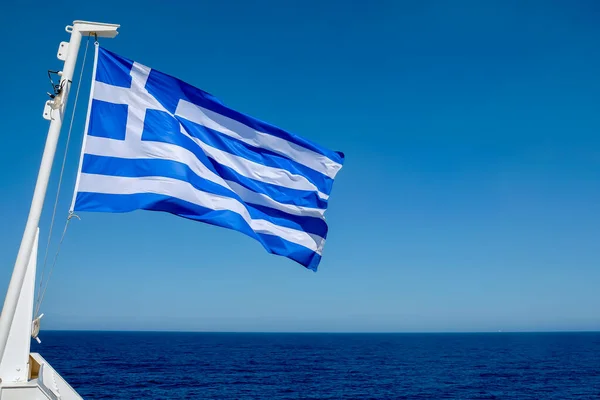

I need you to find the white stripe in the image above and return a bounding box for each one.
[175,99,342,179]
[181,127,330,201]
[77,173,324,254]
[131,62,151,88]
[93,83,329,200]
[223,180,325,219]
[84,135,326,218]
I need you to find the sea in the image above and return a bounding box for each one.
[31,331,600,399]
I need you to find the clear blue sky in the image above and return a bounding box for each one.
[0,1,598,332]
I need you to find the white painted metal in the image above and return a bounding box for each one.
[0,21,83,378]
[42,102,52,121]
[57,42,68,62]
[0,229,39,383]
[0,20,120,396]
[69,20,120,38]
[0,353,83,399]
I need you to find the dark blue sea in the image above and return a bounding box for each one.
[31,331,600,399]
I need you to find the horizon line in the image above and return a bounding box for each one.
[39,329,600,334]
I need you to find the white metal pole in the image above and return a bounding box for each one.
[0,21,118,375]
[0,26,83,367]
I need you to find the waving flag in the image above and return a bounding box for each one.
[71,46,344,271]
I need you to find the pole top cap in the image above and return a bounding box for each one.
[67,20,120,38]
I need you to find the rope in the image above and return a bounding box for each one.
[34,35,91,318]
[34,214,79,318]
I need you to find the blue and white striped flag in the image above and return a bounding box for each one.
[71,46,344,271]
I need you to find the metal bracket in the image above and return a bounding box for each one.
[42,101,53,120]
[70,20,120,38]
[31,313,44,344]
[57,42,68,61]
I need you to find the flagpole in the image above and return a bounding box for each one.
[0,20,119,379]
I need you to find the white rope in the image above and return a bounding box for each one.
[34,213,79,319]
[34,36,91,318]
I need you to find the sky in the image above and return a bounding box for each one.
[0,0,598,332]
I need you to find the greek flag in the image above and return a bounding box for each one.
[71,46,344,271]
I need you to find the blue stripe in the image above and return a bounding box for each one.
[141,110,329,209]
[96,47,133,89]
[73,191,321,271]
[81,154,328,237]
[248,203,327,238]
[176,115,334,195]
[95,49,348,166]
